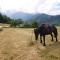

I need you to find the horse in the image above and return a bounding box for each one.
[34,24,58,46]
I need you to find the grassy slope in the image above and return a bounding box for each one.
[0,27,60,60]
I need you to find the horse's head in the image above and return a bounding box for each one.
[34,28,39,40]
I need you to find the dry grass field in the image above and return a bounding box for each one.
[0,27,60,60]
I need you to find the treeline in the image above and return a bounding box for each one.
[10,19,38,28]
[0,13,38,28]
[0,13,11,24]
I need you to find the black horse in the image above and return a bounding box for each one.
[34,24,58,46]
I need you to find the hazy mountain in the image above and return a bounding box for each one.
[3,11,60,25]
[30,13,60,25]
[9,12,34,20]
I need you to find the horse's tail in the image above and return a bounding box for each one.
[52,26,58,37]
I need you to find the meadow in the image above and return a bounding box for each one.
[0,27,60,60]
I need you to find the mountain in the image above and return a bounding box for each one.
[3,11,60,25]
[27,13,60,25]
[9,12,34,20]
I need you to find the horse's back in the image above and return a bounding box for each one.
[38,24,54,35]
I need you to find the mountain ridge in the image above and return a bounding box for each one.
[3,11,60,25]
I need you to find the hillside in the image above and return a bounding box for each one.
[8,12,34,20]
[3,12,60,25]
[9,12,60,24]
[27,13,60,25]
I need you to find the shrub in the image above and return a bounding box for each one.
[10,20,17,27]
[0,26,3,31]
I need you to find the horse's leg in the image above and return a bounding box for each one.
[53,32,58,42]
[43,35,46,46]
[40,35,42,43]
[51,33,54,41]
[55,35,58,42]
[52,26,58,42]
[56,36,58,42]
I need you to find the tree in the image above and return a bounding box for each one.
[2,15,11,23]
[0,13,3,23]
[10,20,17,27]
[23,22,31,28]
[10,19,24,27]
[16,19,24,24]
[0,13,11,23]
[31,21,38,28]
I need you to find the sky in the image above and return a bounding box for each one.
[0,0,60,15]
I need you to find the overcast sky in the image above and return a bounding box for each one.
[0,0,60,15]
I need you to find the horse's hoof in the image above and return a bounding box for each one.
[40,41,42,43]
[56,40,58,42]
[43,44,46,46]
[51,40,54,41]
[40,40,42,43]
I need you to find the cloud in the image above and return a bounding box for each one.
[36,0,57,13]
[0,0,60,15]
[53,3,60,10]
[0,0,40,12]
[47,1,60,15]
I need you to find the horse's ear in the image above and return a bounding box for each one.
[34,28,38,34]
[34,28,36,30]
[34,28,36,32]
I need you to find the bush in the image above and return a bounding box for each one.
[23,23,31,28]
[0,26,3,31]
[10,19,24,28]
[31,21,38,28]
[10,20,17,27]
